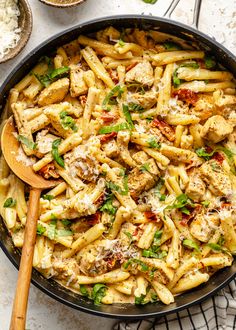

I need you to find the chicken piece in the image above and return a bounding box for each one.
[201,115,233,143]
[128,167,157,199]
[185,169,206,202]
[125,60,154,87]
[52,258,80,281]
[132,151,149,164]
[190,213,219,242]
[38,78,69,106]
[214,92,236,117]
[102,139,119,158]
[64,145,100,182]
[129,90,157,109]
[192,94,214,120]
[70,65,88,97]
[200,160,232,196]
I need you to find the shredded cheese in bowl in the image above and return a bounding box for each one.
[0,0,21,60]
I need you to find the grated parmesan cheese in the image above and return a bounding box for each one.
[0,0,21,60]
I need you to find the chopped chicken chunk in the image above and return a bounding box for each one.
[70,65,88,97]
[52,258,79,281]
[125,60,154,87]
[200,160,232,196]
[132,151,149,164]
[128,90,157,109]
[38,78,69,106]
[128,167,157,199]
[190,213,219,242]
[201,115,233,143]
[185,169,206,202]
[102,139,119,158]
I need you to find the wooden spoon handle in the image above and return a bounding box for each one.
[9,188,41,330]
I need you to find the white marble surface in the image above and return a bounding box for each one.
[0,0,235,329]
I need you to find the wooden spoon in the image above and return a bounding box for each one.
[1,117,58,330]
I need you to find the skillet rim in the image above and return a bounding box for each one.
[0,14,236,319]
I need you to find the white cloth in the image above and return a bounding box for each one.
[113,279,236,330]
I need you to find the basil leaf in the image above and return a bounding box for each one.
[135,294,148,305]
[17,135,37,150]
[142,249,167,259]
[3,197,16,208]
[204,56,216,69]
[47,220,57,240]
[140,163,150,173]
[153,230,163,246]
[173,68,182,87]
[92,284,107,305]
[42,194,54,201]
[34,73,51,87]
[80,284,89,297]
[51,139,65,168]
[142,0,158,3]
[99,122,129,134]
[102,85,125,110]
[118,39,125,47]
[147,137,161,149]
[181,61,199,69]
[99,194,117,215]
[195,147,215,160]
[128,103,144,112]
[61,219,71,226]
[166,194,194,213]
[163,41,182,50]
[59,111,78,132]
[207,243,223,251]
[183,239,200,252]
[124,258,149,271]
[202,200,210,207]
[50,66,70,79]
[37,224,46,236]
[172,62,199,88]
[122,104,134,129]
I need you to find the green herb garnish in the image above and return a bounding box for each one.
[61,219,72,227]
[51,139,65,168]
[56,229,73,237]
[80,284,90,297]
[147,137,161,149]
[163,41,182,50]
[128,103,145,112]
[140,163,150,173]
[204,56,216,69]
[3,197,16,208]
[42,194,54,201]
[124,258,149,271]
[183,239,200,252]
[34,66,70,87]
[122,104,134,129]
[135,294,148,305]
[166,194,194,214]
[91,284,108,305]
[47,219,57,240]
[99,122,129,134]
[17,135,37,150]
[102,85,125,110]
[202,201,210,207]
[99,194,117,215]
[36,224,46,236]
[59,111,78,132]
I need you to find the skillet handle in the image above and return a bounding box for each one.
[163,0,202,30]
[9,188,41,330]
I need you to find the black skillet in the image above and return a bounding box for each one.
[0,14,236,320]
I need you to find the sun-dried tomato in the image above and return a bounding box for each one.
[94,193,105,206]
[101,112,118,124]
[38,163,59,179]
[173,89,198,105]
[86,212,101,226]
[152,118,175,142]
[144,211,157,222]
[99,131,117,143]
[212,152,224,164]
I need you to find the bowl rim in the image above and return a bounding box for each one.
[0,14,236,319]
[38,0,86,8]
[0,0,33,64]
